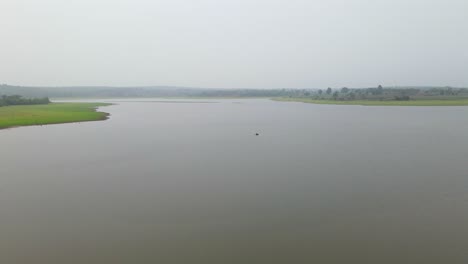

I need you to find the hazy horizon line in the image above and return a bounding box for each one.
[2,83,466,90]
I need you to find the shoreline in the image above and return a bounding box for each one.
[272,97,468,106]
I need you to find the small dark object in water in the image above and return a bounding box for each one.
[255,133,259,136]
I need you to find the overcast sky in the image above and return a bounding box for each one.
[1,0,468,88]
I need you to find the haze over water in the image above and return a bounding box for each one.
[1,99,468,263]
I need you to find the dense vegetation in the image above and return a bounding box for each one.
[0,84,300,98]
[2,84,468,106]
[0,103,110,129]
[274,97,468,106]
[0,95,50,107]
[284,85,468,102]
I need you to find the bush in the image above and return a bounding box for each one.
[0,95,50,107]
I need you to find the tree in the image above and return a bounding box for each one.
[340,87,349,93]
[317,89,323,95]
[326,87,332,95]
[447,87,454,95]
[377,85,383,95]
[0,95,50,107]
[332,91,339,100]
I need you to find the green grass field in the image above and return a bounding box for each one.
[0,103,111,129]
[273,97,468,106]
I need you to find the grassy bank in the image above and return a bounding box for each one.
[273,97,468,106]
[0,103,110,129]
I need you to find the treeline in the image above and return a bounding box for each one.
[0,95,50,107]
[1,84,468,100]
[291,86,468,101]
[0,84,308,98]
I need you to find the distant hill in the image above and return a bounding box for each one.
[0,84,303,98]
[1,84,465,99]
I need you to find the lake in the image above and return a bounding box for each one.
[1,99,468,263]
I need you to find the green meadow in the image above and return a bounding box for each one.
[273,97,468,106]
[0,103,110,129]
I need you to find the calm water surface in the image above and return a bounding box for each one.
[1,99,468,263]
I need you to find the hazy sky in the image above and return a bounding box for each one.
[2,0,468,88]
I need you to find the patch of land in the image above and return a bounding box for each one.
[273,97,468,106]
[0,103,110,129]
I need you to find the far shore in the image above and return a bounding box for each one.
[272,97,468,106]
